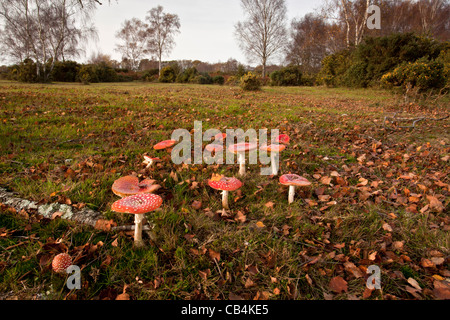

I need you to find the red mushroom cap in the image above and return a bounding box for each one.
[52,253,72,273]
[205,143,224,153]
[279,174,311,186]
[260,144,286,152]
[208,175,243,191]
[214,133,227,141]
[273,134,290,144]
[112,176,161,197]
[228,142,258,153]
[153,140,177,150]
[111,193,163,214]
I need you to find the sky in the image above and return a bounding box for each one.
[85,0,322,66]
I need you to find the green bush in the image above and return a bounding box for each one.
[51,61,80,82]
[240,72,261,91]
[77,65,97,84]
[269,65,302,86]
[437,45,450,85]
[11,59,40,83]
[190,73,213,85]
[212,75,225,85]
[317,49,353,87]
[176,67,198,83]
[159,65,177,83]
[142,68,159,82]
[381,58,446,92]
[317,33,446,88]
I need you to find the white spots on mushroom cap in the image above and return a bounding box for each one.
[111,193,163,214]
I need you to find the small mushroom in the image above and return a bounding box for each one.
[112,175,161,198]
[111,193,163,247]
[205,143,224,153]
[228,142,258,176]
[52,253,72,273]
[279,174,311,204]
[214,132,227,142]
[260,144,286,176]
[208,174,242,210]
[153,139,177,150]
[142,155,161,168]
[273,134,290,144]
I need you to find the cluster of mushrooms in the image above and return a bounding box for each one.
[109,133,311,247]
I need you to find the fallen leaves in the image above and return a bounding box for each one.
[329,276,348,293]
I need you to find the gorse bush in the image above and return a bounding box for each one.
[381,58,446,92]
[51,61,80,82]
[212,75,225,85]
[159,65,177,83]
[270,65,303,86]
[176,67,198,83]
[317,33,447,89]
[317,49,352,87]
[240,72,261,91]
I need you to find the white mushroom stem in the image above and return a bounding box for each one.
[238,152,246,175]
[134,214,145,247]
[270,152,279,176]
[288,185,296,204]
[222,190,229,210]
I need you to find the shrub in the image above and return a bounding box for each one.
[176,67,198,83]
[212,75,225,85]
[317,49,353,87]
[381,58,446,92]
[190,73,213,85]
[77,65,97,84]
[240,72,261,91]
[159,65,177,83]
[51,61,80,82]
[269,65,302,86]
[142,68,159,82]
[225,75,240,86]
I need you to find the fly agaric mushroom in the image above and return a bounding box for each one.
[52,253,72,273]
[273,134,290,145]
[260,144,286,176]
[214,132,227,142]
[228,142,258,175]
[153,139,177,150]
[279,174,311,204]
[142,155,161,169]
[208,174,242,210]
[111,193,163,247]
[205,143,224,153]
[112,175,161,198]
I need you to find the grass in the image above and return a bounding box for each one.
[0,80,449,300]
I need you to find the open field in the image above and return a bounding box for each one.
[0,81,449,300]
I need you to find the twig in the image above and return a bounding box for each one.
[383,113,449,130]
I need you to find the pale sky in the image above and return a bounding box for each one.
[86,0,321,66]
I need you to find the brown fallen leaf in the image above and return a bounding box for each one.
[208,248,220,261]
[191,200,202,210]
[344,261,364,278]
[426,195,444,213]
[433,280,450,300]
[264,201,275,209]
[94,219,117,232]
[329,276,348,293]
[234,211,247,223]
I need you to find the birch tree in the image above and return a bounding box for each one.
[0,0,97,81]
[234,0,288,77]
[115,18,150,71]
[145,5,181,74]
